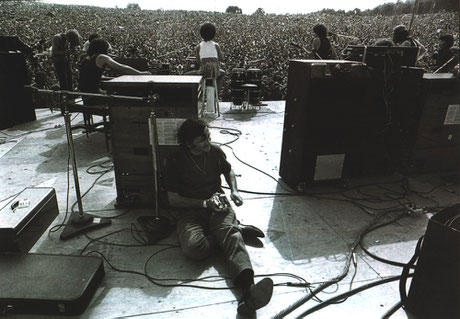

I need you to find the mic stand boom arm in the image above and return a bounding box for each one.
[27,87,154,240]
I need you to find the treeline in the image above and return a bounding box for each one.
[320,0,459,16]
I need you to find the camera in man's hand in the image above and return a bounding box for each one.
[206,193,230,211]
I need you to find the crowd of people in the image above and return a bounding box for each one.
[1,2,458,101]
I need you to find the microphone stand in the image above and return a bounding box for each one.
[27,87,150,240]
[136,84,172,243]
[59,92,111,240]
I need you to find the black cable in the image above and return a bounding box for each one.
[359,212,416,268]
[273,281,337,318]
[273,207,406,318]
[221,143,299,194]
[297,274,412,317]
[70,162,113,213]
[48,137,72,233]
[81,225,315,291]
[382,301,403,319]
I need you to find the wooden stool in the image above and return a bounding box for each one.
[201,78,220,117]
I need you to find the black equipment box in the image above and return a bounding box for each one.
[279,60,383,189]
[0,51,36,129]
[0,253,104,315]
[0,187,59,252]
[104,75,202,207]
[344,45,419,70]
[409,73,460,173]
[403,204,460,318]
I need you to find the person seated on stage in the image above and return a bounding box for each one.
[392,25,426,62]
[164,118,273,317]
[432,34,458,73]
[82,33,113,55]
[373,39,395,47]
[188,22,225,92]
[311,24,338,60]
[78,38,150,105]
[51,29,82,90]
[82,33,100,53]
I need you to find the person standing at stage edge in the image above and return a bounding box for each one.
[311,24,338,60]
[51,29,82,91]
[164,118,273,317]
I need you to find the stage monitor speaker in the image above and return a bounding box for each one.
[0,51,35,129]
[279,60,383,190]
[400,204,460,318]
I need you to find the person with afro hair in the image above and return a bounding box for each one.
[187,22,226,94]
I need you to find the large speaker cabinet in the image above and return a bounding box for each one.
[279,60,384,190]
[105,75,203,207]
[0,51,35,129]
[409,73,460,173]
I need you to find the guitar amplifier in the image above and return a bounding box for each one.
[279,60,381,189]
[0,187,58,252]
[409,73,460,173]
[0,51,36,129]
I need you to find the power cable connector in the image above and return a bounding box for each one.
[286,282,312,287]
[406,203,423,216]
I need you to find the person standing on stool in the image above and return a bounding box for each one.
[165,118,273,316]
[191,22,225,113]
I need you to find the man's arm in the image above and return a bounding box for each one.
[168,191,230,212]
[223,169,243,206]
[95,54,150,75]
[167,191,206,208]
[215,43,223,62]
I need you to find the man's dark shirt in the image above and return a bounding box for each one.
[78,54,105,105]
[316,37,333,59]
[435,48,455,72]
[165,144,231,200]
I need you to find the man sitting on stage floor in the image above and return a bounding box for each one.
[164,118,273,316]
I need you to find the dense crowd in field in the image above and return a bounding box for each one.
[1,2,458,100]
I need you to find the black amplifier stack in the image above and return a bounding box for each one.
[0,36,36,129]
[409,73,460,173]
[279,59,460,189]
[280,60,382,190]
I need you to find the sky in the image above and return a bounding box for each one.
[39,0,400,15]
